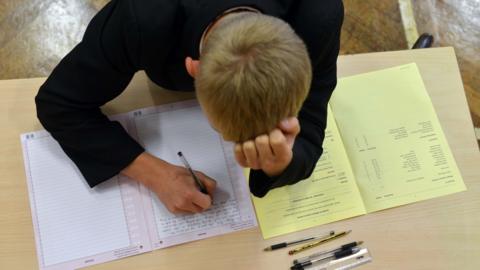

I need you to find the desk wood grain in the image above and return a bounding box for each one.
[0,47,478,270]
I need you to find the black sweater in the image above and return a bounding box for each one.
[35,0,344,197]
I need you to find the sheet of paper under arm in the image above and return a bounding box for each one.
[20,128,150,270]
[251,106,366,239]
[130,101,257,249]
[330,63,466,212]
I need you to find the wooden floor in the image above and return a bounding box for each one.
[0,0,478,145]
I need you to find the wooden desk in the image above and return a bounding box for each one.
[1,47,479,269]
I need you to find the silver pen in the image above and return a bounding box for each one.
[293,241,364,265]
[291,247,361,270]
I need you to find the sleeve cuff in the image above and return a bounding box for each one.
[249,143,313,198]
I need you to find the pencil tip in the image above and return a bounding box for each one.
[358,241,364,245]
[263,247,271,251]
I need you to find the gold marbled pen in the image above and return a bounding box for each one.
[288,230,351,255]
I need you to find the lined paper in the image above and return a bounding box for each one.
[23,133,131,267]
[133,105,242,239]
[21,101,256,268]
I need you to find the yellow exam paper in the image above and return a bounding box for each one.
[252,107,366,239]
[330,63,466,212]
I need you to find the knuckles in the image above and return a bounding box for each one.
[270,134,286,147]
[255,135,269,146]
[183,190,194,201]
[243,140,256,151]
[175,199,190,211]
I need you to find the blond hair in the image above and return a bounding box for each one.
[196,13,312,142]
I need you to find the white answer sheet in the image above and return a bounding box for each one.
[21,100,256,270]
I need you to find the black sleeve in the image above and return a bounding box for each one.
[35,0,144,187]
[249,1,344,197]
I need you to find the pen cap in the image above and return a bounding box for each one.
[271,243,287,250]
[334,247,359,259]
[291,262,310,270]
[341,242,358,250]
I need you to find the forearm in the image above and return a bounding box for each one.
[121,152,170,188]
[34,0,144,187]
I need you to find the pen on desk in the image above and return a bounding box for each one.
[288,230,351,255]
[177,152,208,194]
[293,241,363,265]
[290,246,361,270]
[263,231,335,251]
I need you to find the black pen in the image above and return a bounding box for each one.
[177,151,208,194]
[291,247,361,270]
[293,241,364,265]
[263,231,334,251]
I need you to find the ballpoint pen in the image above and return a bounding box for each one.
[177,151,208,194]
[293,241,363,265]
[288,230,351,255]
[291,247,361,270]
[263,231,334,251]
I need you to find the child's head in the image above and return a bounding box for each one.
[195,13,312,142]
